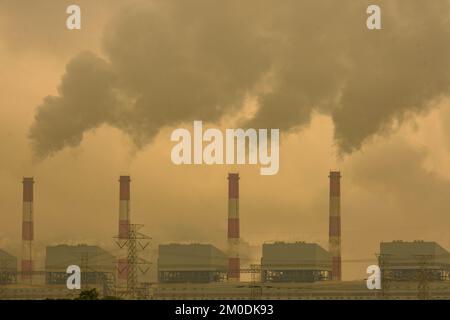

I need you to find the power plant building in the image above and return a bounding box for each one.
[380,241,450,281]
[158,244,228,283]
[45,244,116,285]
[261,242,332,283]
[0,249,17,285]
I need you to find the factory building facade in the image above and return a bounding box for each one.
[261,242,332,283]
[158,244,228,283]
[0,249,17,285]
[380,240,450,281]
[45,244,116,286]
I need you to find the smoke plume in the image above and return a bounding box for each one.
[29,0,450,157]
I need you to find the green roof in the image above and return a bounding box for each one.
[45,244,115,272]
[261,242,332,271]
[158,244,228,271]
[380,241,450,268]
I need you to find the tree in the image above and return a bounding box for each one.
[76,288,99,300]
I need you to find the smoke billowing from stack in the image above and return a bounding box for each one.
[227,173,240,281]
[30,1,450,159]
[118,176,131,285]
[329,171,342,281]
[22,177,34,282]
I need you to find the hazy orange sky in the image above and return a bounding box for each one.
[2,0,450,280]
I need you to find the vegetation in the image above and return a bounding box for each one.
[75,288,121,300]
[75,288,100,300]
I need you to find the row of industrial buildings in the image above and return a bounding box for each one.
[2,240,450,286]
[1,172,450,298]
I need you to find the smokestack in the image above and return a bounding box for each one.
[118,175,131,285]
[22,177,34,283]
[329,171,342,281]
[227,173,240,281]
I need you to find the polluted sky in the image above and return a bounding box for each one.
[2,0,450,279]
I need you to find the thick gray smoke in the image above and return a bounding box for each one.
[29,0,450,157]
[29,52,118,157]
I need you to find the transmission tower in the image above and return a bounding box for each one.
[115,224,151,299]
[414,254,433,300]
[80,252,90,289]
[250,264,262,299]
[376,253,392,299]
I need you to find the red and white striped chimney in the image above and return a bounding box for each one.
[329,171,342,281]
[227,173,240,281]
[117,176,131,285]
[22,177,34,283]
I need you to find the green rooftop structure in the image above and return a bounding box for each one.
[261,242,332,283]
[380,240,450,281]
[45,244,116,286]
[158,244,228,283]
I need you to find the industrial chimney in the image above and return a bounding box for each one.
[227,173,240,281]
[22,177,34,283]
[117,175,131,286]
[329,171,342,281]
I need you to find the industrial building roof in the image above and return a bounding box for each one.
[45,244,115,272]
[261,242,332,271]
[0,249,17,271]
[380,241,450,269]
[158,244,228,272]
